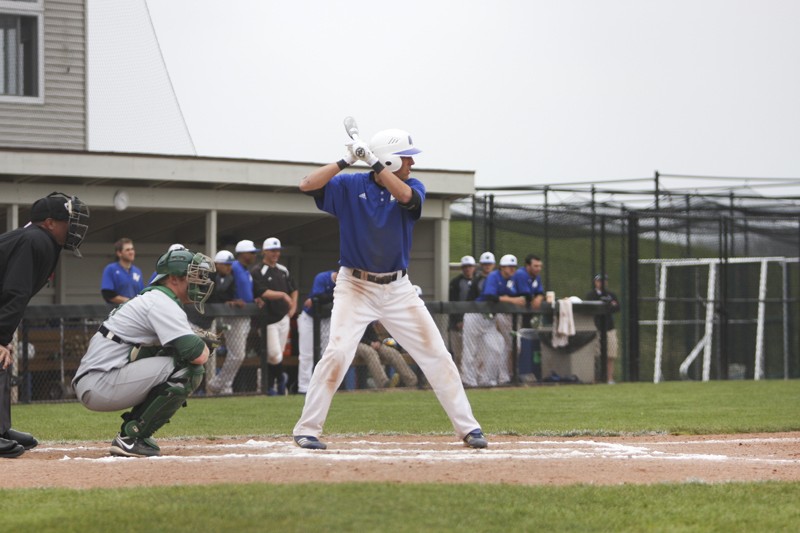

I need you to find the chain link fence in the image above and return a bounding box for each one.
[456,191,800,383]
[15,184,800,404]
[15,300,609,403]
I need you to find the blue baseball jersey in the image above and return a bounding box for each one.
[231,260,254,302]
[512,267,544,296]
[302,270,337,315]
[314,172,424,273]
[477,270,522,301]
[100,262,144,299]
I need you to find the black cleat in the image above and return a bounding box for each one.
[0,437,24,458]
[2,428,39,450]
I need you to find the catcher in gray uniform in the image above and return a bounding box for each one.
[73,249,215,457]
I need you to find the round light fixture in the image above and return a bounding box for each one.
[113,190,129,211]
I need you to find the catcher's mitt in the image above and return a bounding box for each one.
[191,326,222,350]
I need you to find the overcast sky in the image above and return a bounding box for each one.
[89,0,800,191]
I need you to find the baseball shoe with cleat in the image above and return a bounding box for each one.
[293,435,327,450]
[0,437,25,458]
[110,433,161,457]
[278,372,289,396]
[463,429,489,449]
[1,428,38,450]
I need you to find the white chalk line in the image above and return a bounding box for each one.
[31,437,800,466]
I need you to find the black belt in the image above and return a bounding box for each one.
[351,268,407,285]
[98,325,140,348]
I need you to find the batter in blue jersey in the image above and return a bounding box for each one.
[292,124,486,451]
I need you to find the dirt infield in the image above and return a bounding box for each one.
[4,432,799,489]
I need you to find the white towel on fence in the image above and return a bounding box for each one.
[551,298,575,348]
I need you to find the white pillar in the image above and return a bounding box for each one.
[205,209,218,256]
[6,203,19,230]
[433,202,451,301]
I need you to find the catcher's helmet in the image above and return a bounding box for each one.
[151,249,216,312]
[369,128,421,172]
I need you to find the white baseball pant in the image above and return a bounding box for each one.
[296,312,330,394]
[461,313,505,387]
[265,315,291,365]
[207,316,250,393]
[293,267,481,439]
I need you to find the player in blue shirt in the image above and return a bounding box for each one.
[206,239,258,395]
[292,124,486,450]
[463,254,529,387]
[512,254,544,311]
[296,270,337,394]
[100,238,144,305]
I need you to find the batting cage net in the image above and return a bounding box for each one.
[454,179,800,384]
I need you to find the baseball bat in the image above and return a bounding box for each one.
[343,116,360,140]
[343,116,366,158]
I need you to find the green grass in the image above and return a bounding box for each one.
[14,381,800,441]
[5,381,800,531]
[3,482,800,532]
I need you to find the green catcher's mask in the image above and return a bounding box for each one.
[151,249,216,313]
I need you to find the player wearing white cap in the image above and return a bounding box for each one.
[484,254,531,386]
[461,252,496,387]
[292,124,487,450]
[206,239,257,395]
[252,237,297,396]
[448,255,477,371]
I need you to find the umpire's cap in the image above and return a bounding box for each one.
[31,192,72,222]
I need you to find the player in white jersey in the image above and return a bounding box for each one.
[292,124,487,450]
[73,249,215,457]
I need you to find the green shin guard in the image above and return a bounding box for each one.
[121,364,205,439]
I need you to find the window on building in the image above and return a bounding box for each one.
[0,14,38,97]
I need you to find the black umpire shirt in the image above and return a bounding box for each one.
[0,224,62,346]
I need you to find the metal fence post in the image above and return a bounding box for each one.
[21,320,32,404]
[626,211,640,382]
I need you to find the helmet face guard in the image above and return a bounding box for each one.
[187,252,216,314]
[64,196,90,257]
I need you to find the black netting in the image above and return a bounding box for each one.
[454,193,800,382]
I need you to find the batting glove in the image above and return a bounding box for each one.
[342,142,358,166]
[353,141,379,167]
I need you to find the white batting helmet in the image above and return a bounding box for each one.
[369,129,421,171]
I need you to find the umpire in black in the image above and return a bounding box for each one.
[0,192,89,457]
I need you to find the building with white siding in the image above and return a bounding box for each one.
[0,0,474,304]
